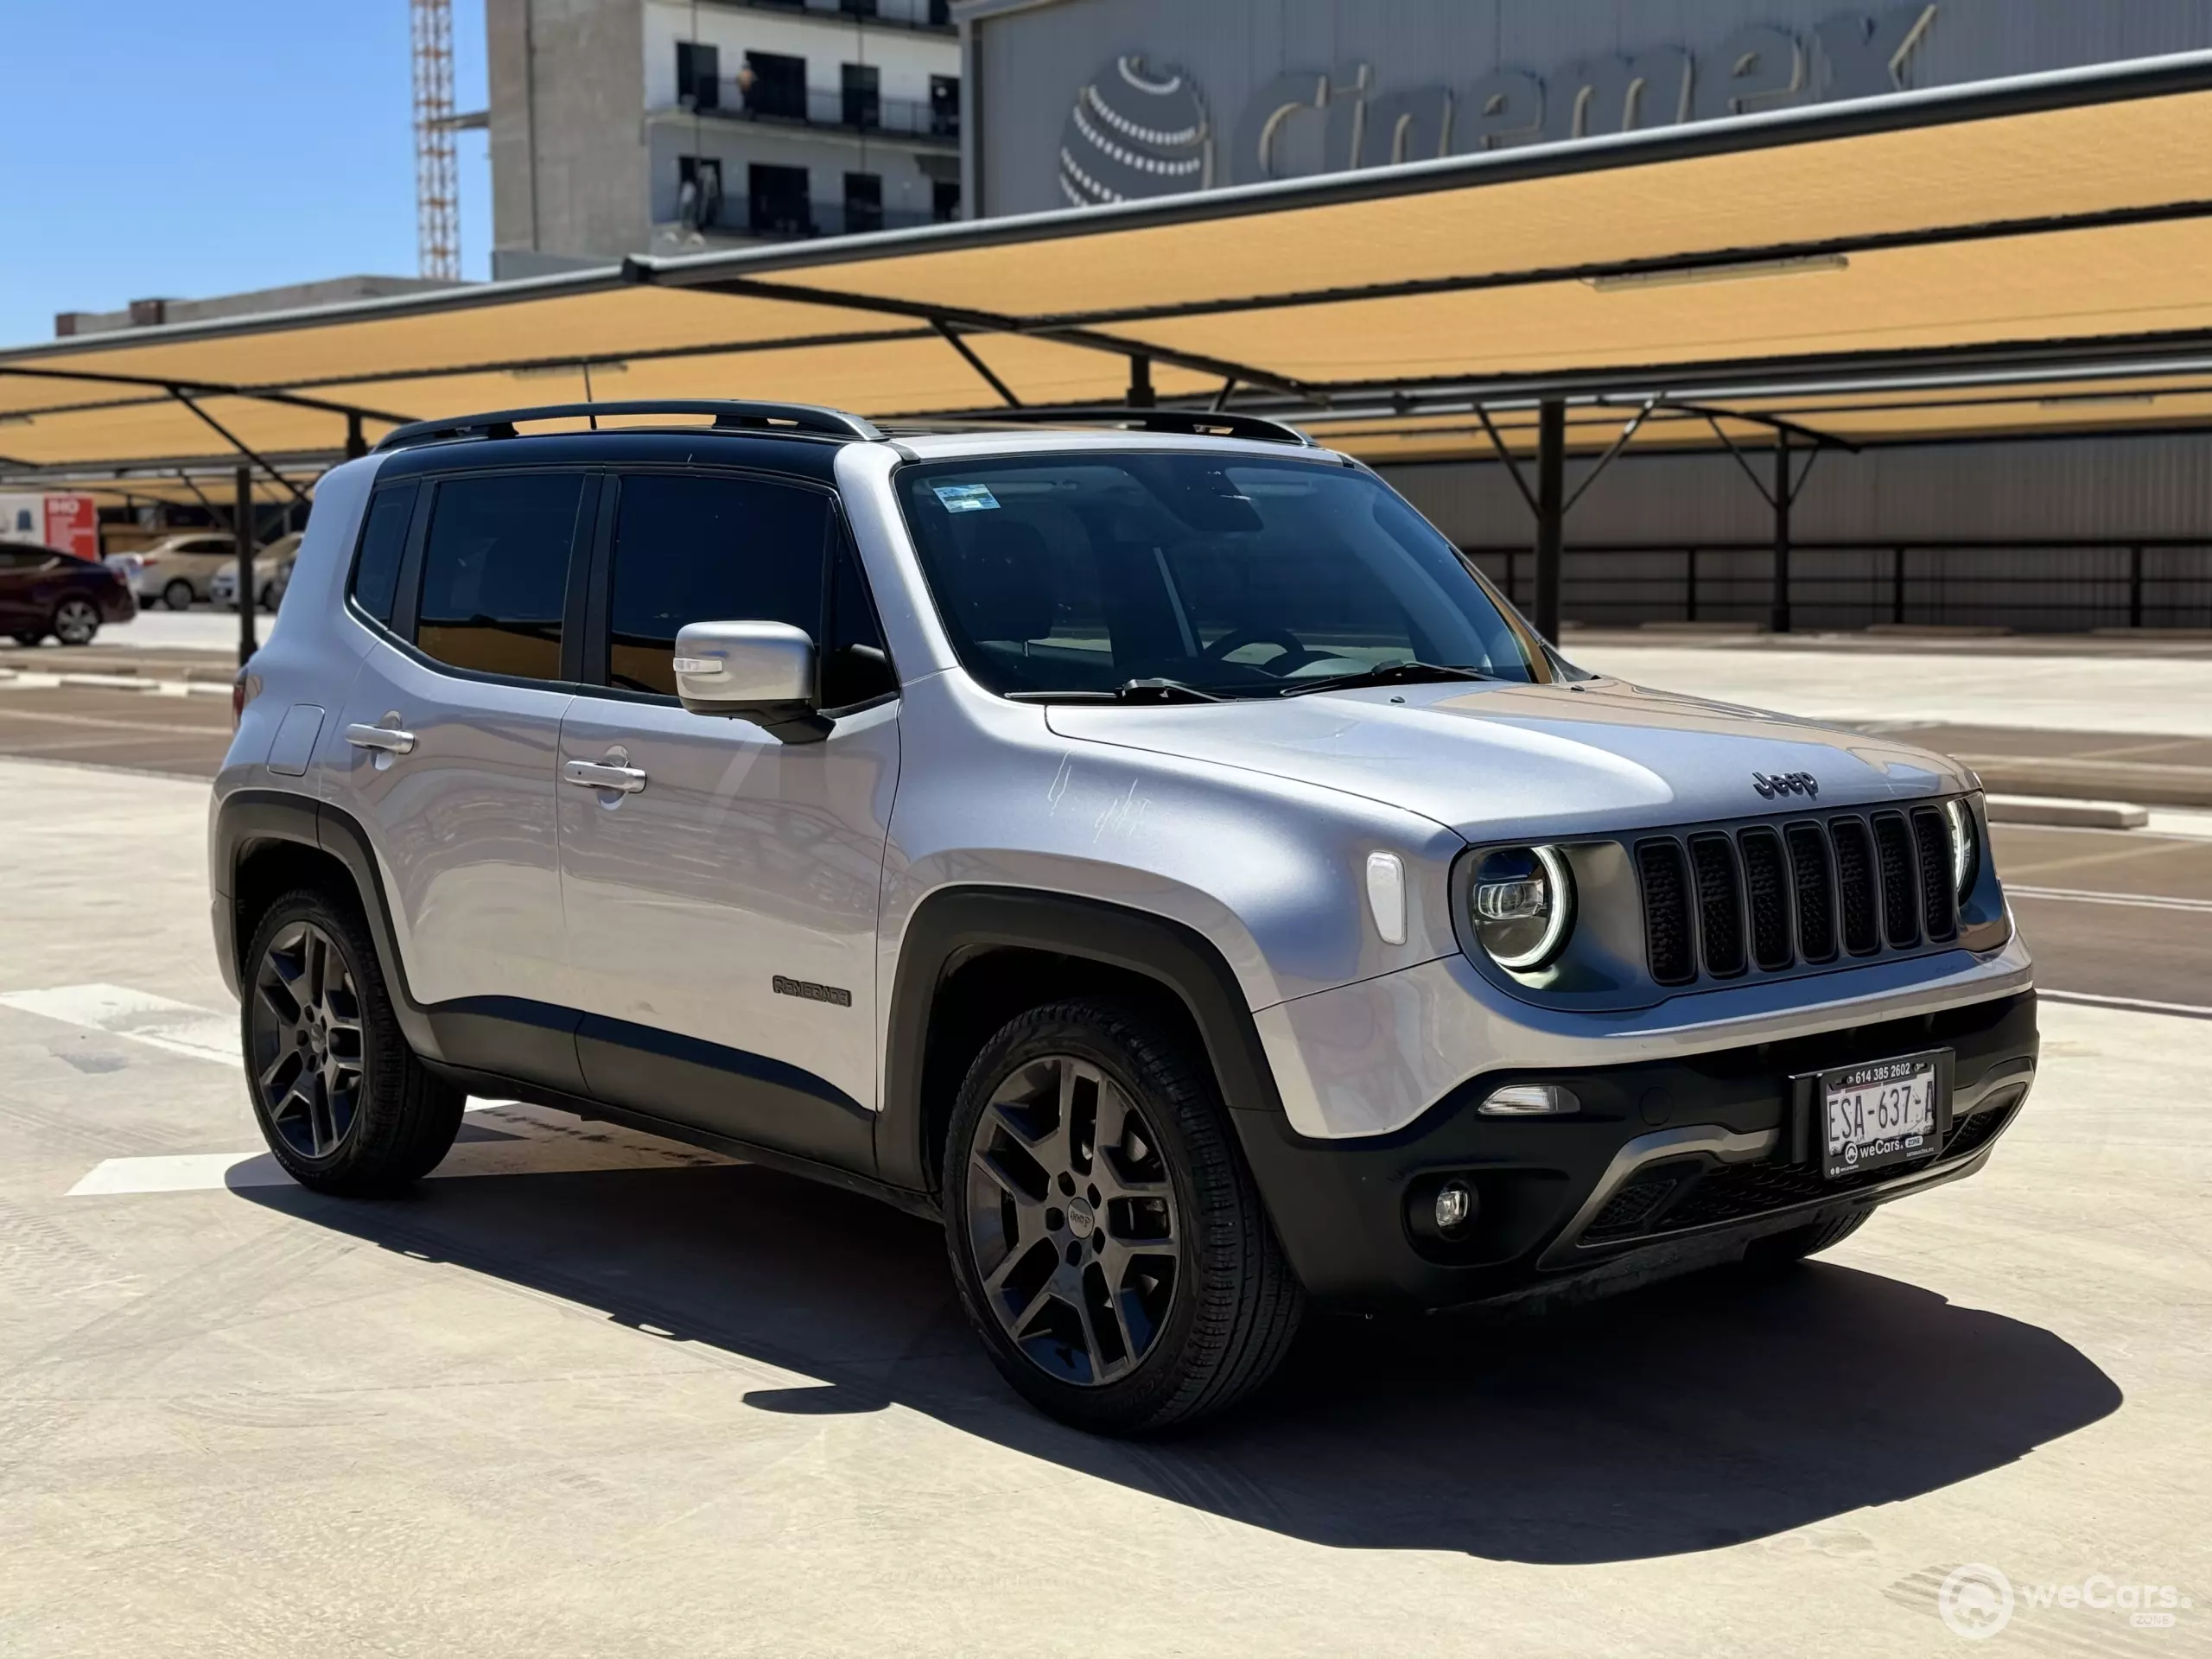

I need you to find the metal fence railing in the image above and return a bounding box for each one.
[1459,539,2212,632]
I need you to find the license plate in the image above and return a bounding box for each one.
[1820,1052,1943,1179]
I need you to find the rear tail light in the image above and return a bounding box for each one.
[232,668,258,731]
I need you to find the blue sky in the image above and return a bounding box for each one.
[0,1,491,347]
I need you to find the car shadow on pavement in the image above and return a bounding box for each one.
[238,1157,2121,1566]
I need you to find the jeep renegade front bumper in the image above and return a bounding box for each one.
[1230,990,2037,1310]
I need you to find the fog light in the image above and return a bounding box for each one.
[1479,1083,1580,1116]
[1434,1180,1475,1235]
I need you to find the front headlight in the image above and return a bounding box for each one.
[1469,844,1574,970]
[1944,797,1980,903]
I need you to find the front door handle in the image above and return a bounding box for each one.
[562,759,647,794]
[344,721,416,754]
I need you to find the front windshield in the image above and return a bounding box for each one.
[894,453,1553,698]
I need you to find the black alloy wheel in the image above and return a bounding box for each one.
[965,1051,1180,1387]
[51,597,99,646]
[944,1001,1304,1434]
[239,889,463,1195]
[250,919,367,1160]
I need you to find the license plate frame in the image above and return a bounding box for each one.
[1792,1049,1954,1179]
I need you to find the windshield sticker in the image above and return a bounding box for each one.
[933,483,1001,513]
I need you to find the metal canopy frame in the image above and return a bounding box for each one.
[5,53,2212,642]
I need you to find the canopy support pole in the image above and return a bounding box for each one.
[1128,356,1154,408]
[1535,398,1566,645]
[346,411,367,459]
[235,463,257,666]
[1772,433,1793,634]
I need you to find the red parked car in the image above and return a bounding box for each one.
[0,542,137,646]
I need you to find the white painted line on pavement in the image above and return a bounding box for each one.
[2009,885,2212,913]
[2040,988,2212,1020]
[0,982,236,1063]
[67,1104,734,1196]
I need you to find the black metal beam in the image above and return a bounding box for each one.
[236,463,257,664]
[171,391,315,506]
[1772,432,1793,634]
[667,270,1314,400]
[931,320,1023,408]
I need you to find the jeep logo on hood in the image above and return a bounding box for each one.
[1752,771,1820,799]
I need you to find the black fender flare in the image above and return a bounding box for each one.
[875,886,1288,1196]
[212,788,446,1063]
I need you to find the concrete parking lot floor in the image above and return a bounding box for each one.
[2,758,2208,1656]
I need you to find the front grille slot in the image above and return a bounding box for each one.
[1910,806,1958,941]
[1872,811,1921,947]
[1785,821,1837,963]
[1688,834,1746,977]
[1628,797,1970,988]
[1831,817,1882,956]
[1636,839,1696,986]
[1738,827,1793,971]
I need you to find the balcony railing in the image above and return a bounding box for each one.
[702,0,953,32]
[677,197,947,241]
[677,79,958,142]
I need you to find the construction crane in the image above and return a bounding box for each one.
[410,0,474,282]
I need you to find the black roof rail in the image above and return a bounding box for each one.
[372,400,884,452]
[900,406,1313,446]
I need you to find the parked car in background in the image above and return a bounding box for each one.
[209,532,302,612]
[133,531,246,610]
[0,542,136,645]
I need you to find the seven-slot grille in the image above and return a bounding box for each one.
[1636,804,1960,986]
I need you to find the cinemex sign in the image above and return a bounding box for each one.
[1058,3,1935,207]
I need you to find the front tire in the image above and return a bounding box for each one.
[51,597,99,646]
[242,888,462,1196]
[944,1000,1303,1434]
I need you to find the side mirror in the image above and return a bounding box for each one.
[673,620,816,721]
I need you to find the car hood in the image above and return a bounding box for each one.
[1042,677,1970,840]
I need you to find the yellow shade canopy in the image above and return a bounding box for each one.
[9,51,2212,490]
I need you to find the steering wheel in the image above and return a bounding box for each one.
[1199,626,1333,675]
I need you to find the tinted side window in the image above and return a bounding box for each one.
[416,473,582,681]
[606,473,828,696]
[349,484,417,626]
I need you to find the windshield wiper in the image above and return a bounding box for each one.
[1275,661,1498,697]
[1005,677,1229,705]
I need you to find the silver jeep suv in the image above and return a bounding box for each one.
[212,401,2037,1433]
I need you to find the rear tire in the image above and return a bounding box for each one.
[1746,1209,1870,1268]
[10,631,40,647]
[241,887,462,1197]
[944,999,1303,1435]
[162,578,194,611]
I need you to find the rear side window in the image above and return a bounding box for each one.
[415,473,583,681]
[604,473,828,696]
[348,484,416,626]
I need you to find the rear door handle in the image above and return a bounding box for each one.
[344,722,416,754]
[562,759,647,794]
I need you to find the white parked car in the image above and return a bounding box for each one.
[210,533,302,611]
